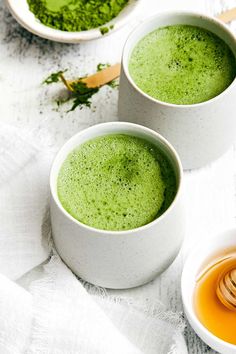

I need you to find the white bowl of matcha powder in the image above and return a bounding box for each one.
[5,0,142,43]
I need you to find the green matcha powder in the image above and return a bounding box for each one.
[27,0,129,32]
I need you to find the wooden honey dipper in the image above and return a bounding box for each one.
[217,268,236,311]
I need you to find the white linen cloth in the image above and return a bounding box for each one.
[0,124,52,279]
[0,122,187,354]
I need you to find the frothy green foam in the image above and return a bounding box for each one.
[57,134,176,231]
[129,25,236,105]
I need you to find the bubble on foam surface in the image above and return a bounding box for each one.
[129,25,236,105]
[57,134,176,231]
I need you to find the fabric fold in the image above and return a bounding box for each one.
[0,123,52,279]
[0,122,187,354]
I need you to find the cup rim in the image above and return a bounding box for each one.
[122,10,236,109]
[50,122,183,235]
[181,227,236,352]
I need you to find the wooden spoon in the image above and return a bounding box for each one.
[60,63,121,92]
[217,268,236,311]
[217,7,236,23]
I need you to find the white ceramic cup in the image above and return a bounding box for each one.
[50,122,185,289]
[182,228,236,354]
[118,11,236,170]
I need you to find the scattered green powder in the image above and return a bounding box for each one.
[43,64,119,111]
[27,0,129,32]
[69,81,99,111]
[100,25,114,35]
[43,69,67,84]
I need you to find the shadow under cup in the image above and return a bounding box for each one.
[118,12,236,170]
[50,122,185,289]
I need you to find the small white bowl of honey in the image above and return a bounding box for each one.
[182,228,236,354]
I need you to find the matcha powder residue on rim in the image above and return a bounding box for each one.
[27,0,129,32]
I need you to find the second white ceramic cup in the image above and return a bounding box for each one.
[118,11,236,169]
[50,122,185,289]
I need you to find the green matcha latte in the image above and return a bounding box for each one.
[57,134,176,231]
[129,25,236,105]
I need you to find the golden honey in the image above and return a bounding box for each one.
[194,249,236,345]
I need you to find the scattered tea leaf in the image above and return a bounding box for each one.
[43,69,68,84]
[69,81,99,111]
[44,64,119,112]
[100,26,109,35]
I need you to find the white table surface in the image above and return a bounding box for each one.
[1,0,236,353]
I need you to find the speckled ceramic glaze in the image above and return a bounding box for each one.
[118,12,236,169]
[50,122,185,289]
[5,0,142,43]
